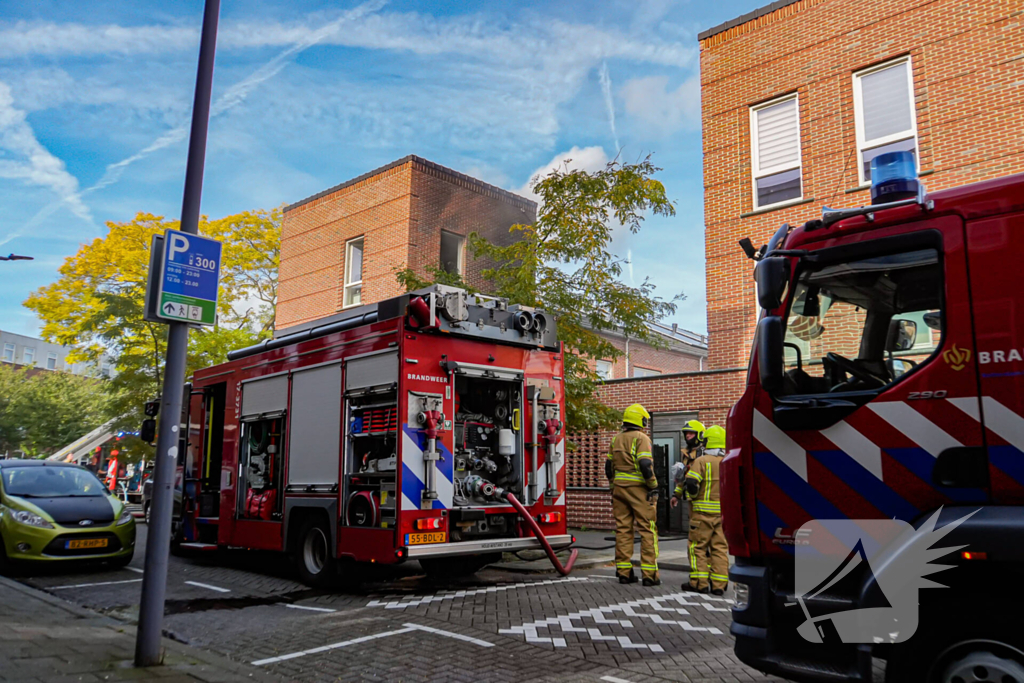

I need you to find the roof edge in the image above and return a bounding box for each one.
[698,0,802,42]
[284,155,537,213]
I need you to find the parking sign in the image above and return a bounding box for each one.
[155,230,222,325]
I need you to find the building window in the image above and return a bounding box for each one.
[343,237,364,308]
[750,94,802,209]
[101,363,112,378]
[46,352,58,370]
[440,231,465,275]
[595,359,613,380]
[854,57,918,184]
[633,367,662,378]
[2,343,14,363]
[22,347,35,365]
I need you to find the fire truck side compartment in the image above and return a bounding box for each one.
[287,364,342,489]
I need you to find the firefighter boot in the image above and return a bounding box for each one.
[619,571,638,584]
[642,577,661,587]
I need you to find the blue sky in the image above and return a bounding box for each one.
[0,0,759,337]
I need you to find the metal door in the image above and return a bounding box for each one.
[652,443,669,531]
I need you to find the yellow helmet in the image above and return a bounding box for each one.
[623,404,651,428]
[704,425,726,450]
[682,419,706,444]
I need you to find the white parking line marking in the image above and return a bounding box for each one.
[126,567,144,574]
[184,580,230,593]
[500,593,730,649]
[367,576,588,609]
[250,622,492,666]
[601,677,634,683]
[50,578,143,590]
[285,604,337,613]
[405,623,494,648]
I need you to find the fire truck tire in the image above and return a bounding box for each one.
[884,610,1024,683]
[295,518,337,588]
[419,553,501,578]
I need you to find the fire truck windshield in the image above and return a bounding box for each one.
[778,248,942,396]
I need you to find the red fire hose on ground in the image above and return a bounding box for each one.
[503,491,578,576]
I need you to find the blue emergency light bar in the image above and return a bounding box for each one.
[870,150,918,205]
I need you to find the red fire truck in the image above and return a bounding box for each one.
[725,160,1024,682]
[170,285,576,586]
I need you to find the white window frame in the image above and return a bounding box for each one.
[595,359,613,380]
[2,343,14,363]
[853,56,919,185]
[632,366,662,378]
[439,230,465,276]
[343,237,364,309]
[750,93,803,210]
[22,347,35,365]
[46,352,58,370]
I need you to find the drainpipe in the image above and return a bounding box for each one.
[625,336,630,378]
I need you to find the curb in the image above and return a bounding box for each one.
[0,574,280,681]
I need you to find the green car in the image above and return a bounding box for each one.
[0,460,136,572]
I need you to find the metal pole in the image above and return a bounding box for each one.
[135,0,220,667]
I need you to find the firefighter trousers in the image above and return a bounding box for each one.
[612,484,659,581]
[688,511,728,590]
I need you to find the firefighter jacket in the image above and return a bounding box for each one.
[606,429,657,489]
[673,445,704,498]
[683,449,723,515]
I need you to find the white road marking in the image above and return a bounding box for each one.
[601,677,634,683]
[125,567,144,574]
[285,604,337,613]
[500,593,729,650]
[367,576,588,609]
[50,578,142,590]
[184,580,230,593]
[250,622,492,666]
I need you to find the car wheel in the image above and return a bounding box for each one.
[144,502,151,525]
[295,517,337,588]
[420,553,501,578]
[108,549,134,569]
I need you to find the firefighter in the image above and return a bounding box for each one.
[672,420,705,502]
[682,425,729,595]
[606,403,660,586]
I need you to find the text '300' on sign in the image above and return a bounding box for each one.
[156,230,222,326]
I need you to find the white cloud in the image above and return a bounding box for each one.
[513,146,610,202]
[0,81,91,246]
[598,62,619,152]
[620,74,701,135]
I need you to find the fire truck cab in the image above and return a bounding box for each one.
[172,285,572,586]
[725,162,1024,682]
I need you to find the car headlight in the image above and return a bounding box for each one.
[11,509,54,529]
[733,582,750,611]
[116,509,134,526]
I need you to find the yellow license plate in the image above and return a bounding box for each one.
[66,538,109,550]
[406,531,446,545]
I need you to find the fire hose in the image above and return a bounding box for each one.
[463,475,578,576]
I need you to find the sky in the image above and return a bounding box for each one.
[0,0,761,338]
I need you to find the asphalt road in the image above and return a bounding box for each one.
[15,524,782,683]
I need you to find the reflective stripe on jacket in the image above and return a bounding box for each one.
[685,453,721,514]
[608,430,656,489]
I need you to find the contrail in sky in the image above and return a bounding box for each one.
[598,61,619,153]
[0,0,386,248]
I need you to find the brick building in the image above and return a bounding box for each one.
[566,0,1024,528]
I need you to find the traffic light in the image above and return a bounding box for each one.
[144,400,160,417]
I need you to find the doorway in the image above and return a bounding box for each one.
[652,411,698,534]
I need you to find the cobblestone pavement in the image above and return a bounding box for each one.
[14,525,784,683]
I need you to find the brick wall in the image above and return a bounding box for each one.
[587,335,705,380]
[276,156,537,330]
[565,368,746,528]
[699,0,1024,373]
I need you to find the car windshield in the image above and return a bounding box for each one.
[1,467,107,498]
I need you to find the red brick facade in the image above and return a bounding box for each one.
[565,0,1024,529]
[276,156,536,330]
[589,334,706,380]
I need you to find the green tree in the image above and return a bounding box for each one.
[24,210,281,460]
[400,156,680,433]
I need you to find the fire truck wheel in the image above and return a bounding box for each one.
[296,518,337,588]
[419,553,501,578]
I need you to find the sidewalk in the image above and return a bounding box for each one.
[492,528,692,573]
[0,574,278,683]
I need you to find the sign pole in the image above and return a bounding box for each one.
[135,0,220,667]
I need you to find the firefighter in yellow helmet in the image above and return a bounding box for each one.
[671,420,705,505]
[682,425,729,595]
[606,403,660,586]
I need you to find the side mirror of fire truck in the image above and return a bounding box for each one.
[754,256,789,311]
[886,318,918,352]
[757,316,785,393]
